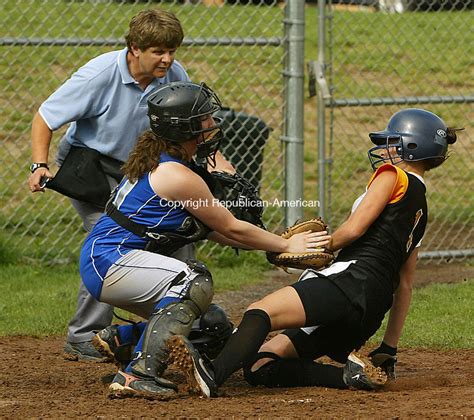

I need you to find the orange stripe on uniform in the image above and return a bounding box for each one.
[367,163,408,204]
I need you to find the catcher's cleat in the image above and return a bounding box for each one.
[108,370,177,400]
[92,325,136,369]
[370,352,397,381]
[343,352,387,391]
[167,335,218,398]
[63,341,108,362]
[92,325,121,361]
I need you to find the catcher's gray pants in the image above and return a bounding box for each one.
[58,140,195,344]
[99,250,200,318]
[66,197,194,343]
[66,194,195,343]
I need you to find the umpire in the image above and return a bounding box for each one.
[27,9,235,361]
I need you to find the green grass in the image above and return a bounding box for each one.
[0,249,270,336]
[3,1,282,39]
[370,280,474,348]
[1,255,472,349]
[0,264,79,336]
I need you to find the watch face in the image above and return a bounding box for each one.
[30,163,48,173]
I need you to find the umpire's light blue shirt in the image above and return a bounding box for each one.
[39,47,190,162]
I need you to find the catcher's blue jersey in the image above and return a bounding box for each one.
[79,153,191,299]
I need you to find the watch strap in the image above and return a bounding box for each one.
[30,162,49,173]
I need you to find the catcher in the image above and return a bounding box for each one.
[165,108,460,397]
[79,81,329,399]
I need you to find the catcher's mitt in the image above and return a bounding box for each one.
[267,218,334,271]
[190,162,266,230]
[208,171,266,229]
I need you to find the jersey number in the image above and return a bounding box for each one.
[406,209,423,253]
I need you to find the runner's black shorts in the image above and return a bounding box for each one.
[283,274,365,363]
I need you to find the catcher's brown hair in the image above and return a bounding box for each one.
[122,130,189,182]
[125,9,184,51]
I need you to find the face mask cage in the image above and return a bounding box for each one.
[196,119,223,167]
[367,135,404,171]
[187,82,222,138]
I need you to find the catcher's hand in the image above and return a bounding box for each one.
[267,218,334,271]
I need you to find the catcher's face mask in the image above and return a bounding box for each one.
[196,116,223,166]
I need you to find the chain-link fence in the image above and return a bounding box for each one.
[309,0,473,263]
[0,0,288,263]
[1,0,472,265]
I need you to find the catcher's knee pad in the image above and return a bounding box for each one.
[183,259,214,316]
[243,352,281,387]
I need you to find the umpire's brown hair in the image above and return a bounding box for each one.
[125,9,184,51]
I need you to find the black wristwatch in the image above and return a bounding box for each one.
[30,163,49,173]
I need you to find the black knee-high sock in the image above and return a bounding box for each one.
[212,308,271,386]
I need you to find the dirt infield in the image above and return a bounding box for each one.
[1,263,473,418]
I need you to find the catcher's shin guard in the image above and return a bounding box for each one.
[132,266,214,379]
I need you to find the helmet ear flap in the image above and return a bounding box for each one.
[433,128,449,157]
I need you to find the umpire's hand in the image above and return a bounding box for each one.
[29,167,53,192]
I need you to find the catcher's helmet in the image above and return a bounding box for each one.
[368,108,450,170]
[188,303,234,360]
[147,81,223,158]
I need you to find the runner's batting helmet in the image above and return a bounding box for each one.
[368,108,451,170]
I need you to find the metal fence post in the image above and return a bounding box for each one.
[283,0,305,226]
[316,0,329,220]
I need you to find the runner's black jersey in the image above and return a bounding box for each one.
[337,169,428,293]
